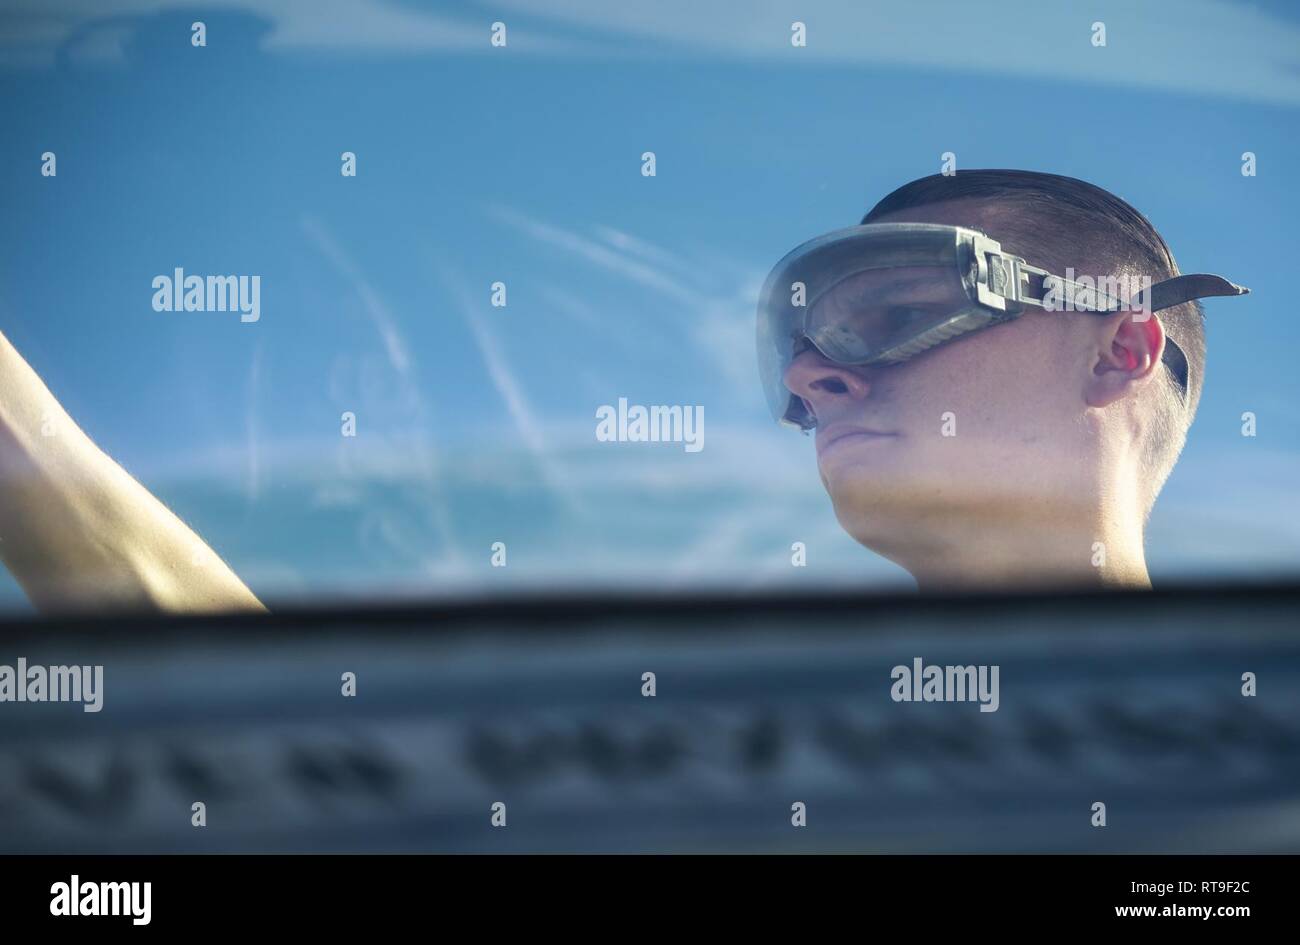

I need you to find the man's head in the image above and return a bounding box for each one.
[780,170,1205,587]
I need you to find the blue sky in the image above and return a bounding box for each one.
[1,0,1298,609]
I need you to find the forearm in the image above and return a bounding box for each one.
[0,332,265,614]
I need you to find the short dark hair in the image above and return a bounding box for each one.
[860,169,1206,418]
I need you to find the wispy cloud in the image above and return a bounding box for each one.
[589,224,700,282]
[0,0,579,69]
[302,216,412,378]
[488,205,699,305]
[490,204,766,406]
[493,0,1300,106]
[430,255,586,517]
[7,0,1299,106]
[302,215,465,574]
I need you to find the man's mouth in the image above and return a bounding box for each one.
[815,424,898,457]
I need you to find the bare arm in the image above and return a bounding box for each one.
[0,330,265,614]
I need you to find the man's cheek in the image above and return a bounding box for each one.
[912,388,980,440]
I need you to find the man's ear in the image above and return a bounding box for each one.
[1085,311,1165,408]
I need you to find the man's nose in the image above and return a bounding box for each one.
[782,347,874,419]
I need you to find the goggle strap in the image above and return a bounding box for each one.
[1005,262,1249,316]
[1149,274,1250,314]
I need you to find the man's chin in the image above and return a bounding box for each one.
[823,472,947,559]
[826,484,905,549]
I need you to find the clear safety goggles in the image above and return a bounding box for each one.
[757,223,1249,430]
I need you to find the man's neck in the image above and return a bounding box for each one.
[889,498,1152,593]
